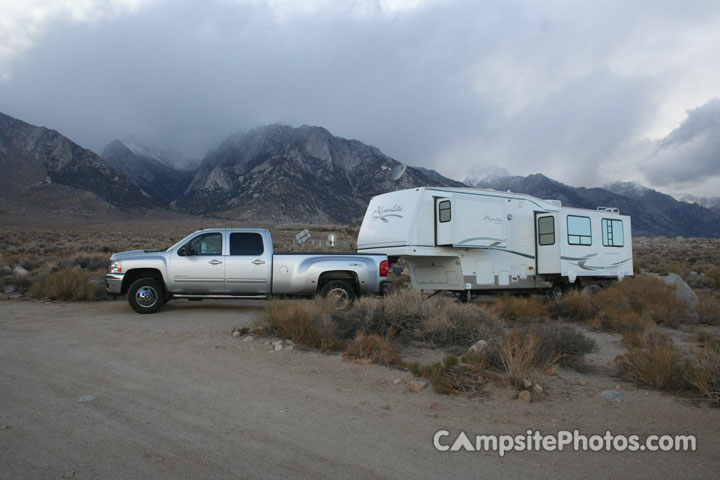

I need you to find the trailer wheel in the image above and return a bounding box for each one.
[319,280,356,310]
[549,282,566,301]
[128,278,165,314]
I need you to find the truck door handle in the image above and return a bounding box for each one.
[252,260,266,265]
[209,260,223,265]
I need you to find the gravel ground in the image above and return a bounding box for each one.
[1,298,719,479]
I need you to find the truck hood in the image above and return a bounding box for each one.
[110,249,166,261]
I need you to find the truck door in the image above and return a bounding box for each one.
[168,231,226,293]
[535,213,560,274]
[224,231,271,294]
[435,197,452,246]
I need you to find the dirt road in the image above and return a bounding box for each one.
[1,299,718,479]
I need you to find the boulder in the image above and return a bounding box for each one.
[662,273,698,308]
[12,266,29,278]
[518,391,532,402]
[409,380,428,393]
[467,339,488,355]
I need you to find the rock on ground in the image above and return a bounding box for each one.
[662,273,699,308]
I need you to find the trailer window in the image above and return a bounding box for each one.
[188,232,222,255]
[438,200,451,223]
[567,215,592,245]
[602,219,624,247]
[537,216,555,245]
[230,232,264,255]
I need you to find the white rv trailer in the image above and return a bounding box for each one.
[357,187,633,296]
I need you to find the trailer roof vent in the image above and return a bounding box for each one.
[597,206,620,214]
[544,199,562,207]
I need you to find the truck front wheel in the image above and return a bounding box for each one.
[128,278,165,314]
[319,280,356,310]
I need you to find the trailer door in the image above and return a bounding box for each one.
[435,197,453,246]
[535,213,560,274]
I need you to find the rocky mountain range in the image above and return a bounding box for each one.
[173,124,463,223]
[0,112,152,216]
[101,140,193,204]
[1,109,718,236]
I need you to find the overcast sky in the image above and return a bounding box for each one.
[1,0,719,197]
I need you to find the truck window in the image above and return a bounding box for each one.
[438,200,451,223]
[230,232,264,255]
[567,215,592,245]
[189,232,222,255]
[537,216,555,245]
[602,219,624,247]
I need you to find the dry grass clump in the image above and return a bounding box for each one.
[255,298,343,351]
[696,292,720,325]
[590,277,689,329]
[549,291,598,322]
[333,289,500,348]
[58,253,108,272]
[615,330,684,389]
[707,267,720,290]
[529,323,595,368]
[685,337,720,406]
[28,267,100,301]
[342,333,404,367]
[492,295,548,323]
[408,354,490,395]
[498,330,543,389]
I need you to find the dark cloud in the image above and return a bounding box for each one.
[642,99,720,187]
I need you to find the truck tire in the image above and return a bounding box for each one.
[128,278,165,314]
[319,280,356,310]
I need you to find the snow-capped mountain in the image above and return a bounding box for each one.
[121,135,201,171]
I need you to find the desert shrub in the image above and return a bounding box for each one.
[342,333,404,367]
[20,256,44,271]
[591,277,689,328]
[70,253,108,271]
[591,310,656,335]
[492,295,548,323]
[416,300,501,348]
[615,330,683,389]
[29,267,100,301]
[549,291,597,321]
[696,293,720,325]
[332,289,500,348]
[408,354,488,395]
[528,323,595,368]
[708,267,720,290]
[498,330,542,389]
[255,298,343,351]
[685,337,720,406]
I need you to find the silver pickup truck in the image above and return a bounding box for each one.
[105,228,389,313]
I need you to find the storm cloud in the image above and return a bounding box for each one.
[1,0,720,196]
[642,99,720,192]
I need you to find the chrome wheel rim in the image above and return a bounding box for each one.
[327,288,350,310]
[136,286,158,308]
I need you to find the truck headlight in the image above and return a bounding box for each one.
[109,261,122,274]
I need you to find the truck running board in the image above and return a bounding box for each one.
[173,294,268,299]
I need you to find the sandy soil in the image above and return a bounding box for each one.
[1,299,719,479]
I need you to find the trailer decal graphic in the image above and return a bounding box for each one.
[561,255,632,271]
[456,237,506,246]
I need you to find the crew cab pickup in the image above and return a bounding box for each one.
[105,228,389,313]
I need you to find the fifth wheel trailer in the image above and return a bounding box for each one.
[356,187,633,297]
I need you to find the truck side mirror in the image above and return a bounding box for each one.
[178,245,191,256]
